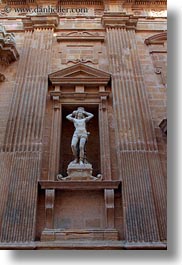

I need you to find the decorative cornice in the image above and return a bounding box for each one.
[22,14,59,31]
[102,12,138,30]
[0,24,19,64]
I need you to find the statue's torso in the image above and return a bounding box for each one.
[73,118,87,135]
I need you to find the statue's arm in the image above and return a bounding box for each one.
[66,113,74,122]
[84,111,94,122]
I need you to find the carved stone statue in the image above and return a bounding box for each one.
[66,107,94,165]
[57,107,102,181]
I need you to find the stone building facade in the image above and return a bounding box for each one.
[0,0,167,249]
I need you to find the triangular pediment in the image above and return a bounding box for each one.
[63,70,99,78]
[48,63,111,86]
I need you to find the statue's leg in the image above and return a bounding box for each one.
[79,137,87,164]
[84,142,87,163]
[71,136,79,162]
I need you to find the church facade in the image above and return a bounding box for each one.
[0,0,167,250]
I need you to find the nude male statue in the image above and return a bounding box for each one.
[66,107,94,165]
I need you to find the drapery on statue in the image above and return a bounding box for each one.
[66,107,94,165]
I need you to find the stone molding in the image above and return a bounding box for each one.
[102,11,138,29]
[23,14,59,31]
[0,240,167,249]
[39,180,121,190]
[57,31,105,42]
[49,62,111,87]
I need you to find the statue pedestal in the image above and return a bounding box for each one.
[65,162,96,181]
[57,162,102,181]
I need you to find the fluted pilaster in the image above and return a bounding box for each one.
[0,29,54,242]
[103,14,166,242]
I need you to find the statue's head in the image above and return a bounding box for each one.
[76,107,85,119]
[77,107,84,112]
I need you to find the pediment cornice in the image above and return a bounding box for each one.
[49,63,111,86]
